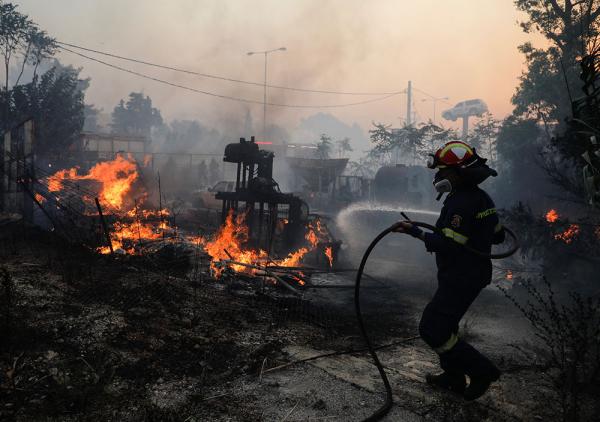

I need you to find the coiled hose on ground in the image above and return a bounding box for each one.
[354,221,519,421]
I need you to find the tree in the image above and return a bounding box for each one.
[513,0,600,125]
[336,137,353,158]
[24,29,56,82]
[0,4,78,158]
[111,92,162,137]
[369,121,457,165]
[503,1,600,204]
[468,113,500,166]
[0,3,56,91]
[83,104,102,132]
[8,63,84,157]
[315,134,332,159]
[495,116,548,203]
[0,2,30,92]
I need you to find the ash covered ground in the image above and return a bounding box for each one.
[1,220,586,422]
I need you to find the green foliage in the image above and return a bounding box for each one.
[0,2,30,90]
[512,42,573,122]
[0,2,57,91]
[369,121,457,164]
[335,137,352,158]
[83,104,102,132]
[7,64,85,156]
[495,116,544,200]
[512,0,600,123]
[111,92,163,137]
[468,113,500,165]
[314,134,332,159]
[0,2,76,156]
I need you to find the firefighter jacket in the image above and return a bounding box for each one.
[423,185,504,286]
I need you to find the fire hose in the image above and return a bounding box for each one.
[355,220,519,422]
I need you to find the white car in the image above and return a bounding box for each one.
[442,99,488,121]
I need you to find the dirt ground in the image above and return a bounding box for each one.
[0,221,575,421]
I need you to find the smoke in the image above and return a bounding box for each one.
[17,0,534,138]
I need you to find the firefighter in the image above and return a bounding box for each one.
[394,141,504,400]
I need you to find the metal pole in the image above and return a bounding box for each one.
[263,51,267,141]
[406,81,412,126]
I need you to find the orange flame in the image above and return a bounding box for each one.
[545,209,559,223]
[306,219,335,265]
[204,211,329,279]
[554,224,580,244]
[204,211,263,276]
[324,246,334,268]
[48,168,78,192]
[45,155,205,254]
[46,155,139,210]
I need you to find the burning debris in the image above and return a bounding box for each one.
[39,154,199,255]
[545,209,559,223]
[47,154,140,210]
[542,209,586,245]
[38,141,340,290]
[204,210,309,277]
[554,223,580,244]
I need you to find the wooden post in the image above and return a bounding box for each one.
[95,197,113,254]
[22,120,34,223]
[158,171,165,240]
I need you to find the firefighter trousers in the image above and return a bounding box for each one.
[418,277,500,379]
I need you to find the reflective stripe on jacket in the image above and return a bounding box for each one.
[423,185,505,284]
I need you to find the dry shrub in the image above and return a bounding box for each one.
[502,277,600,421]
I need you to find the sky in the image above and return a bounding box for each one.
[15,0,547,141]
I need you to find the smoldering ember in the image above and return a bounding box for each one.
[1,2,600,422]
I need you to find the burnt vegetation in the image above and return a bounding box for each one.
[1,1,600,421]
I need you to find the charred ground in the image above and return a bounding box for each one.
[2,219,595,422]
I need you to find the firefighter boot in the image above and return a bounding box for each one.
[439,339,500,400]
[425,371,466,394]
[463,368,501,401]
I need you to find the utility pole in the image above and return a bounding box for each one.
[406,80,412,126]
[247,47,287,141]
[263,51,267,141]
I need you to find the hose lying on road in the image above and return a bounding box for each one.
[355,221,519,422]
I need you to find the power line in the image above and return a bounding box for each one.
[57,40,403,96]
[412,87,452,106]
[58,46,405,109]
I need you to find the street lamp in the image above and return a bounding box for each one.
[421,96,449,124]
[247,47,287,141]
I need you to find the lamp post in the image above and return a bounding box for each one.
[247,47,286,141]
[421,96,449,124]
